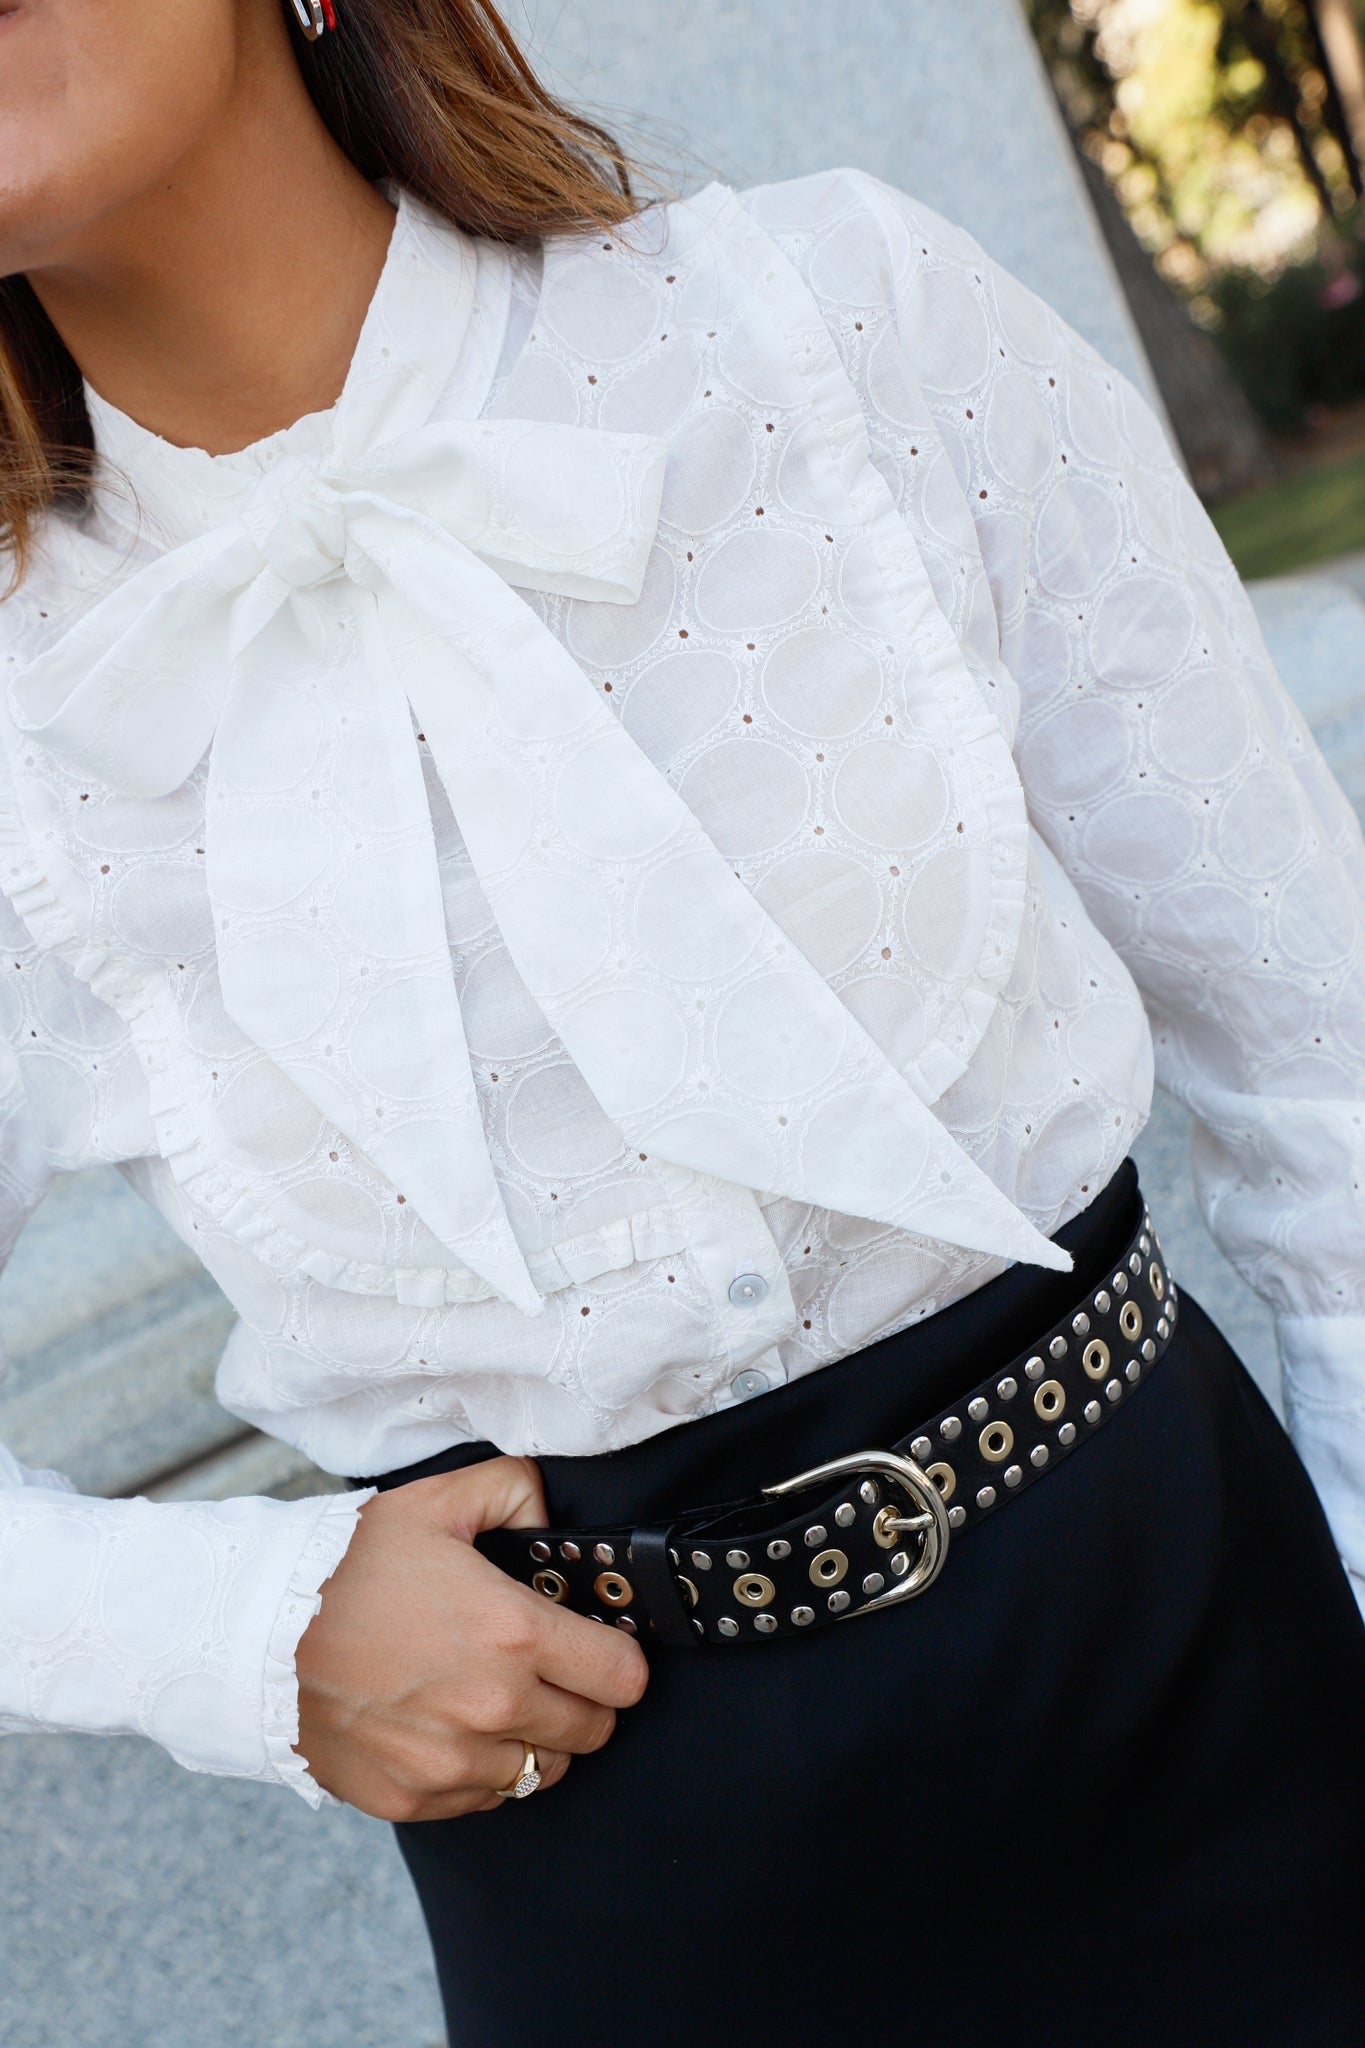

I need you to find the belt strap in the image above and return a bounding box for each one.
[477,1202,1175,1647]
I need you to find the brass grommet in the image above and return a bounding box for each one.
[1033,1378,1066,1421]
[1082,1337,1111,1381]
[533,1570,569,1603]
[679,1576,700,1610]
[594,1571,633,1607]
[734,1572,776,1608]
[1150,1262,1165,1299]
[872,1505,905,1548]
[978,1421,1014,1464]
[808,1547,848,1588]
[1119,1300,1143,1341]
[925,1460,957,1502]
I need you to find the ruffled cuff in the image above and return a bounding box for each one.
[1277,1314,1365,1595]
[261,1487,376,1809]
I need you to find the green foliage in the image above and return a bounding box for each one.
[1211,244,1365,430]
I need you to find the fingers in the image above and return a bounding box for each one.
[420,1455,549,1541]
[531,1593,650,1710]
[517,1681,617,1759]
[406,1744,572,1825]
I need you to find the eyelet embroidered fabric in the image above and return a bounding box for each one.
[1,170,1363,1800]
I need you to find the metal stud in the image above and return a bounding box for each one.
[1084,1399,1102,1424]
[976,1485,997,1510]
[595,1572,633,1607]
[809,1548,848,1587]
[754,1612,778,1634]
[560,1540,581,1562]
[979,1420,1015,1463]
[617,1615,638,1635]
[890,1550,911,1577]
[1105,1379,1123,1403]
[530,1540,551,1562]
[968,1396,989,1423]
[717,1616,739,1638]
[1130,1251,1143,1274]
[1157,1317,1170,1340]
[834,1502,856,1528]
[804,1524,827,1547]
[767,1538,792,1561]
[947,1506,967,1530]
[1140,1233,1151,1255]
[1083,1338,1111,1381]
[910,1436,932,1462]
[668,1548,680,1567]
[691,1550,713,1570]
[725,1549,750,1569]
[693,1618,706,1636]
[997,1375,1019,1401]
[1141,1338,1156,1362]
[734,1573,776,1608]
[1030,1444,1049,1468]
[679,1577,700,1609]
[827,1589,851,1614]
[1004,1463,1023,1487]
[1113,1270,1128,1294]
[1033,1379,1065,1421]
[1025,1355,1045,1380]
[1072,1311,1091,1336]
[1049,1335,1068,1360]
[594,1543,615,1566]
[792,1606,814,1627]
[862,1571,886,1596]
[1058,1422,1077,1446]
[859,1479,880,1506]
[1094,1288,1111,1314]
[1126,1360,1142,1383]
[940,1416,962,1441]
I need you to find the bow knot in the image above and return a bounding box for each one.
[240,458,351,590]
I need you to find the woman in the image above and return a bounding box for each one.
[1,1,1362,2041]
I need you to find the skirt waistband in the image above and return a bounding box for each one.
[370,1161,1143,1530]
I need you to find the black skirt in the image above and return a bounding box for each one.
[376,1164,1365,2047]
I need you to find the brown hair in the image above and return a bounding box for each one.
[0,0,645,581]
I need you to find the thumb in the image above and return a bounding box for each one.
[428,1454,549,1542]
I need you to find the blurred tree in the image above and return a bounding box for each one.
[1027,0,1365,444]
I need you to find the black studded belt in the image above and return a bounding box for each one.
[477,1202,1176,1647]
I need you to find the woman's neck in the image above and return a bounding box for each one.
[26,31,395,456]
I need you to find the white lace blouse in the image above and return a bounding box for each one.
[2,170,1363,1805]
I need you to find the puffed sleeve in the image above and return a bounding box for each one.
[0,949,372,1804]
[826,167,1365,1610]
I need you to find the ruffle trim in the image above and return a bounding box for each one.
[260,1487,375,1810]
[694,179,1031,1107]
[0,809,689,1309]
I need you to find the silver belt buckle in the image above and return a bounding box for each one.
[763,1449,951,1612]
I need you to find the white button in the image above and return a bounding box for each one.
[728,1273,769,1307]
[731,1369,770,1401]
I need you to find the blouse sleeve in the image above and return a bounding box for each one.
[819,168,1365,1609]
[0,961,371,1805]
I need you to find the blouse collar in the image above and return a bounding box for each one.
[83,190,511,549]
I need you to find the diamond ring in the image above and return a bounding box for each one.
[494,1744,542,1799]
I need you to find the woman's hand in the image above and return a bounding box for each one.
[295,1457,649,1820]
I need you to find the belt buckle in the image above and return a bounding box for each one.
[762,1449,951,1613]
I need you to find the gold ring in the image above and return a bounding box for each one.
[494,1744,542,1800]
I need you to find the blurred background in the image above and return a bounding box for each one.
[4,4,1365,2045]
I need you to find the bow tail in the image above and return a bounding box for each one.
[207,597,541,1313]
[397,553,1071,1278]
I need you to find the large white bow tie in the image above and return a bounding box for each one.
[11,413,1067,1310]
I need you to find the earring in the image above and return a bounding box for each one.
[289,0,337,37]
